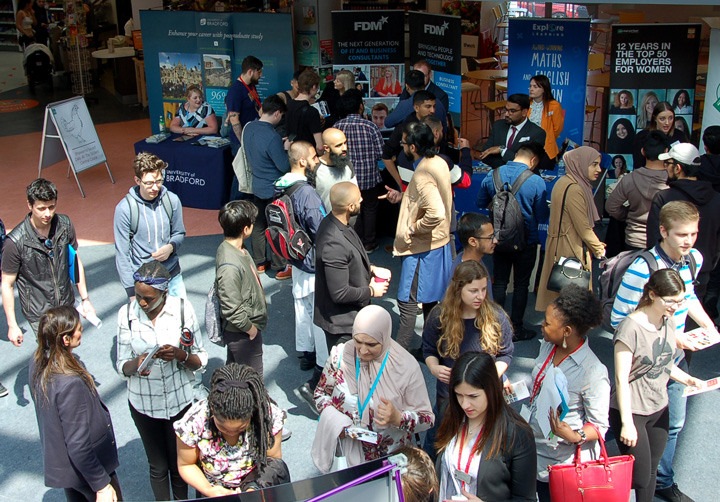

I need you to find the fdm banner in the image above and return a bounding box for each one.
[608,23,700,169]
[507,18,590,151]
[141,10,294,134]
[701,28,720,152]
[331,10,405,130]
[408,12,462,124]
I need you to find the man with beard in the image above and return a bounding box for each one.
[314,128,358,212]
[311,182,390,400]
[477,93,546,169]
[226,55,263,157]
[647,143,720,301]
[382,90,438,188]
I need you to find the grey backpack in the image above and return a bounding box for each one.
[489,168,533,253]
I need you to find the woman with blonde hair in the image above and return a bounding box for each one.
[169,84,218,135]
[637,91,660,130]
[374,66,402,97]
[30,306,122,502]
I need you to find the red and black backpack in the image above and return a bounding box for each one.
[265,181,313,261]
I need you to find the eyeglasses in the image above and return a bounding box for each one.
[140,178,164,188]
[663,160,676,167]
[43,238,54,259]
[505,107,522,114]
[660,297,686,307]
[475,231,499,241]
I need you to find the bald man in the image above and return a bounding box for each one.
[314,128,358,212]
[313,181,390,352]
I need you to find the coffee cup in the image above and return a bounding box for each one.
[373,269,390,284]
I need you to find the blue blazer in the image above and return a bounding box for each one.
[30,359,119,492]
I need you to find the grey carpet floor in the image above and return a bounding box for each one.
[0,235,717,501]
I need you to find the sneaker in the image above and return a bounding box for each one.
[512,327,537,342]
[364,243,379,254]
[293,382,319,416]
[275,266,292,280]
[256,261,270,274]
[655,483,695,502]
[281,409,292,441]
[0,382,7,398]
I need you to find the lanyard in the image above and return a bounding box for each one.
[456,421,484,489]
[356,350,389,422]
[530,341,584,404]
[240,77,261,108]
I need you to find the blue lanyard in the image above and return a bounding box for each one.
[356,350,390,421]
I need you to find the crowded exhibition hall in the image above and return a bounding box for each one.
[2,0,720,501]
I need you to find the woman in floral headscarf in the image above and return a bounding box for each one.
[536,147,607,311]
[311,305,434,473]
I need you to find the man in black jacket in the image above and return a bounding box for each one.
[2,179,96,344]
[313,182,390,351]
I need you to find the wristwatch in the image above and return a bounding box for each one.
[574,428,587,446]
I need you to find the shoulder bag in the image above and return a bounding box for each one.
[547,183,591,292]
[232,125,253,194]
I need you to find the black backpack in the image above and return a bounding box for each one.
[489,168,533,253]
[265,182,312,261]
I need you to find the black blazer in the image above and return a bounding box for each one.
[314,213,372,335]
[482,119,547,169]
[30,360,119,492]
[438,413,537,502]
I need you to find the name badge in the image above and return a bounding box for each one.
[548,111,554,116]
[520,404,532,422]
[345,426,378,444]
[454,468,472,485]
[519,136,530,142]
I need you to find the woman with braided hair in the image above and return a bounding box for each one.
[175,363,290,497]
[30,306,122,502]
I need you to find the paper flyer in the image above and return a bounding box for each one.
[684,327,720,350]
[683,377,720,397]
[504,380,530,404]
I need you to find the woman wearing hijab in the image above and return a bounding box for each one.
[536,147,606,311]
[607,117,636,154]
[311,305,434,473]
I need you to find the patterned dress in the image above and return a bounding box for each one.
[314,344,434,461]
[174,399,283,489]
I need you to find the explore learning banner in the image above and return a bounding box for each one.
[508,18,590,152]
[608,24,701,169]
[409,11,462,124]
[141,11,294,134]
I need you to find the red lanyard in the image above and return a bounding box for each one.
[530,341,584,403]
[456,422,483,489]
[240,77,261,108]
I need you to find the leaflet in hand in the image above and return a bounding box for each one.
[504,380,530,404]
[684,327,720,350]
[683,377,720,397]
[137,345,161,373]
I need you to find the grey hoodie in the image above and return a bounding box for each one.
[606,167,667,249]
[113,186,186,296]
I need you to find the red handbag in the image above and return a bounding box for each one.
[548,423,634,502]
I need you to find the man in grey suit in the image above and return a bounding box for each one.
[478,93,547,169]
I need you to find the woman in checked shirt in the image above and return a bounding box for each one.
[116,260,208,501]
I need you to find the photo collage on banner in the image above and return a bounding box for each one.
[332,10,405,132]
[408,11,462,125]
[141,11,294,134]
[608,24,701,193]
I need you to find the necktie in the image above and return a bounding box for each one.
[507,126,518,149]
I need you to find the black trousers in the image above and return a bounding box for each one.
[492,244,538,328]
[64,473,122,502]
[354,183,381,248]
[324,330,352,353]
[250,195,286,270]
[129,402,191,501]
[396,259,437,350]
[609,406,669,502]
[225,329,264,379]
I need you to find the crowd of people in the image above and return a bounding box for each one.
[3,53,720,502]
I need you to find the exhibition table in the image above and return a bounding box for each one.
[133,135,233,210]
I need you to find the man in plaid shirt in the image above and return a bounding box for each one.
[335,89,385,253]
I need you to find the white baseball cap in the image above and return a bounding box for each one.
[658,143,701,166]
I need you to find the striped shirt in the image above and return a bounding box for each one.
[335,114,384,190]
[611,245,703,334]
[116,296,209,419]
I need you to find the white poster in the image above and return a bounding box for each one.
[49,96,106,173]
[701,28,720,154]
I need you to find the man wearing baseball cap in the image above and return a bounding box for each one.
[645,142,720,502]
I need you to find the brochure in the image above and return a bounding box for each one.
[504,380,530,404]
[137,345,161,373]
[683,377,720,397]
[145,133,171,143]
[684,327,720,350]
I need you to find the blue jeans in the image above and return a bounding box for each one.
[656,359,688,489]
[168,274,187,299]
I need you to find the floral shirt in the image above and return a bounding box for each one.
[174,399,283,488]
[314,344,433,460]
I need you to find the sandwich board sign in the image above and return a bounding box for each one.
[38,96,114,197]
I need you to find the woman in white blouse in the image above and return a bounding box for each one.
[116,260,208,501]
[531,284,610,502]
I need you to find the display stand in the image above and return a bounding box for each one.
[38,96,114,197]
